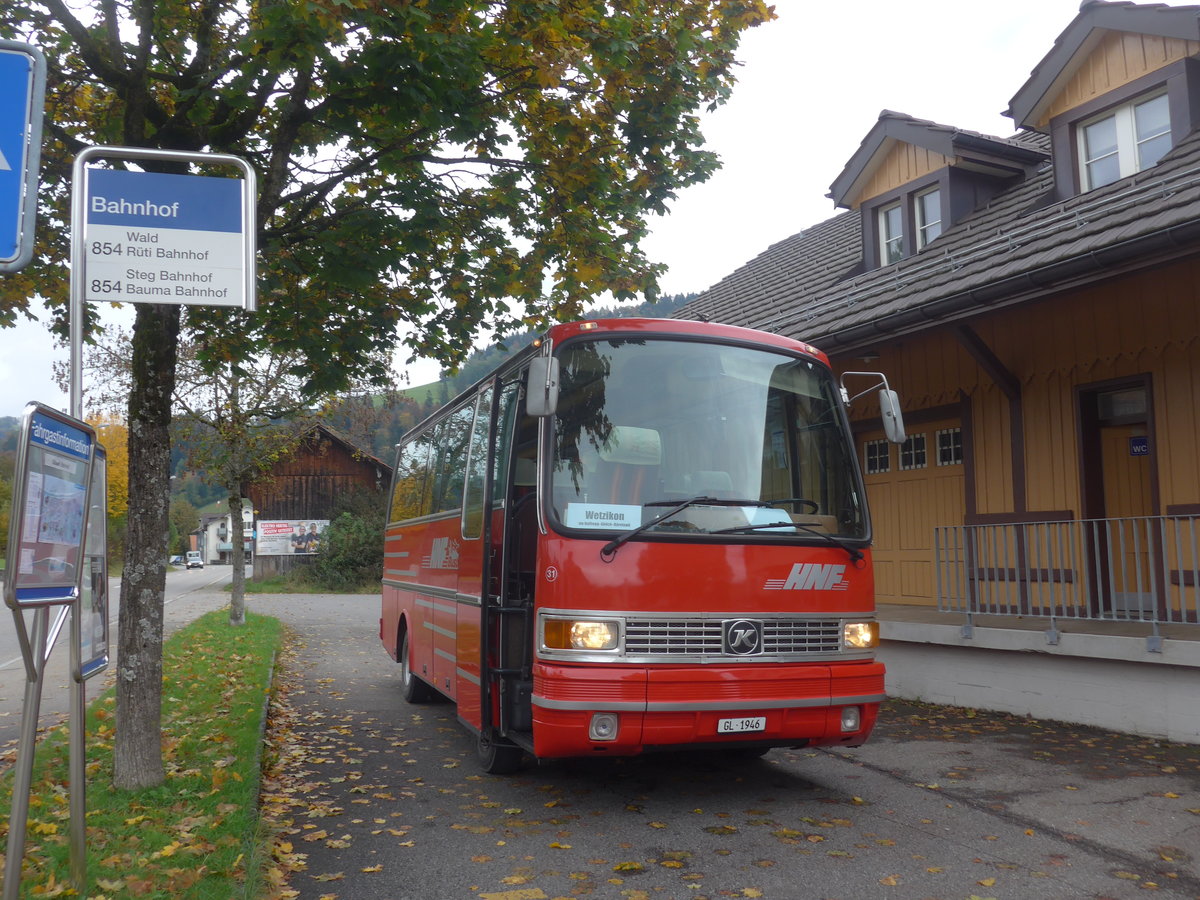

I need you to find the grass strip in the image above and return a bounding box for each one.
[0,609,284,899]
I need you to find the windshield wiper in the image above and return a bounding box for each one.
[710,522,864,562]
[600,496,720,560]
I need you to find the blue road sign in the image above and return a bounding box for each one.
[0,41,46,272]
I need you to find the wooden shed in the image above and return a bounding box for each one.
[247,424,390,577]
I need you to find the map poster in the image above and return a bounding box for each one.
[4,403,95,608]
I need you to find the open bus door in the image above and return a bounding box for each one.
[476,375,537,772]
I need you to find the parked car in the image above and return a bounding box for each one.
[185,551,204,569]
[169,555,184,566]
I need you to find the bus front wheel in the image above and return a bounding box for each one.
[477,731,523,774]
[399,631,434,703]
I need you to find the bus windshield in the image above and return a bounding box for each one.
[549,337,867,541]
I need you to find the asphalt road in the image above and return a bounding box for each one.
[249,593,1200,900]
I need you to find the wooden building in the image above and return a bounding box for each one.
[247,424,390,577]
[678,0,1200,742]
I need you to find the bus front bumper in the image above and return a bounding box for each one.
[530,660,885,759]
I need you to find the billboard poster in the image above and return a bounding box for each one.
[4,404,95,608]
[256,520,329,556]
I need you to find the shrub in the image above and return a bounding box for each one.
[306,509,383,590]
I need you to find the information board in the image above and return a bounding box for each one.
[4,404,95,608]
[84,168,246,306]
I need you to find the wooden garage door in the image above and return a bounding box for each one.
[862,421,964,606]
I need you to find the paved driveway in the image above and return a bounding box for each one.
[250,593,1200,900]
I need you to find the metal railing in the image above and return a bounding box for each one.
[935,515,1200,645]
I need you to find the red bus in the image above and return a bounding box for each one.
[381,318,904,772]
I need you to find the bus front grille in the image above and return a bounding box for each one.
[623,618,842,657]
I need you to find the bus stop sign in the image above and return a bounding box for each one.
[0,40,46,273]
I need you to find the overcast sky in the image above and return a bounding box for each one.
[0,0,1171,418]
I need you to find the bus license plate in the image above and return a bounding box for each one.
[717,716,766,734]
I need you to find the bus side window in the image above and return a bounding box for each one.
[391,437,433,523]
[432,403,474,513]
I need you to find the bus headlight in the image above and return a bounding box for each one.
[544,618,620,651]
[843,621,879,649]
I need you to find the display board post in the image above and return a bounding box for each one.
[1,404,97,900]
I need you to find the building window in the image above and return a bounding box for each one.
[899,433,927,470]
[916,188,942,249]
[865,439,890,475]
[879,203,903,264]
[936,428,963,466]
[1079,92,1170,191]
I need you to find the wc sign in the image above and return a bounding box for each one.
[1129,436,1149,457]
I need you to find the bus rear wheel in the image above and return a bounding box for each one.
[477,731,523,774]
[399,631,434,703]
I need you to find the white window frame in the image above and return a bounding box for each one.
[878,203,904,265]
[936,427,963,467]
[865,439,890,475]
[916,187,942,249]
[1078,91,1170,191]
[899,433,927,471]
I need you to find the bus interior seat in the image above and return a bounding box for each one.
[595,426,661,504]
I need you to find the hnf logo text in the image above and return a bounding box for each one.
[764,563,848,591]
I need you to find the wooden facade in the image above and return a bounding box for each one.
[680,1,1200,625]
[844,255,1200,608]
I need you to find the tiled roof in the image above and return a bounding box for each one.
[677,125,1200,353]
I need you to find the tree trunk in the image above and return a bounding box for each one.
[114,305,180,790]
[228,493,247,626]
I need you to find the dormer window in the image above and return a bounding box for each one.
[1078,91,1170,190]
[830,112,1047,272]
[868,179,948,268]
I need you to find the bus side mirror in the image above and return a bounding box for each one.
[840,371,906,444]
[879,388,906,444]
[526,356,559,417]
